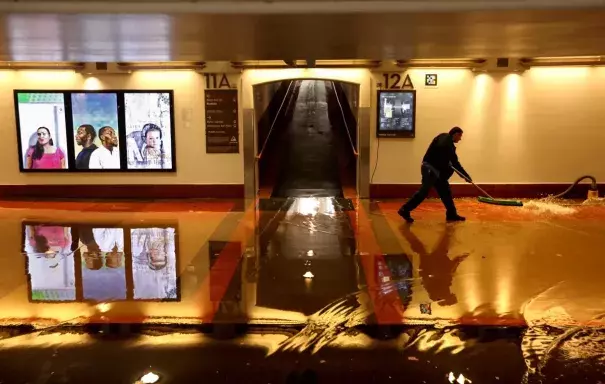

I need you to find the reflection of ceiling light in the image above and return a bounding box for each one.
[303,271,314,279]
[307,250,314,257]
[96,303,112,313]
[138,372,160,384]
[288,197,336,218]
[448,372,471,384]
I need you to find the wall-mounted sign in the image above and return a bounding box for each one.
[379,73,415,90]
[376,90,416,138]
[205,89,239,153]
[203,73,234,89]
[425,74,438,87]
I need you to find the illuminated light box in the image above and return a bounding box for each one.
[130,227,178,301]
[15,92,70,171]
[13,89,176,173]
[24,224,76,302]
[124,92,175,171]
[376,90,416,138]
[71,92,121,170]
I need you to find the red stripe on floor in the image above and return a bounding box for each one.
[348,203,405,324]
[196,202,257,322]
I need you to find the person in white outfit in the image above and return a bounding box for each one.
[89,126,120,169]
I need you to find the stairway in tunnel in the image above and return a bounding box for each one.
[271,80,344,198]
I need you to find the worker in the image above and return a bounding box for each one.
[399,127,471,223]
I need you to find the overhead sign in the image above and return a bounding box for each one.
[205,89,239,154]
[379,73,415,90]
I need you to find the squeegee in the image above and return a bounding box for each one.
[452,167,523,207]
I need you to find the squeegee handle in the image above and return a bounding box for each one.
[451,166,495,200]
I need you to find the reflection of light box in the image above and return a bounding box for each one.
[80,227,127,302]
[23,223,77,302]
[376,90,416,138]
[22,220,181,305]
[130,227,179,301]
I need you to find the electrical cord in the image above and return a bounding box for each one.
[370,137,380,185]
[547,175,598,199]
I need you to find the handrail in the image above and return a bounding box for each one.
[331,81,358,157]
[256,80,295,160]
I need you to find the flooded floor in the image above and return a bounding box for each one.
[0,197,604,383]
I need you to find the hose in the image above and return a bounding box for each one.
[547,175,598,199]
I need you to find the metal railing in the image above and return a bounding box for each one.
[256,80,295,160]
[331,81,358,157]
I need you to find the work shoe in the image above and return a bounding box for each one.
[446,215,466,222]
[398,209,414,223]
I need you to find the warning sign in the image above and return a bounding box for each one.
[205,89,239,154]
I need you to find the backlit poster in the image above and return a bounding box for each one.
[15,92,69,170]
[377,90,416,138]
[70,92,121,170]
[131,227,178,300]
[24,224,76,301]
[78,226,126,301]
[124,92,174,170]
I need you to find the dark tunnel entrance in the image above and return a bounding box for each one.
[254,79,359,198]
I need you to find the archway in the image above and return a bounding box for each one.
[247,77,364,199]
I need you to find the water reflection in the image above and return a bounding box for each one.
[400,224,468,306]
[23,222,179,303]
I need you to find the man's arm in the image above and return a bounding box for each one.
[450,147,472,181]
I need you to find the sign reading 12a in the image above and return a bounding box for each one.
[204,73,233,89]
[381,73,414,90]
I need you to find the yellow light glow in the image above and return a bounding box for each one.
[245,68,366,87]
[303,271,314,279]
[83,76,102,90]
[529,66,591,80]
[17,70,77,84]
[128,70,196,88]
[96,303,112,313]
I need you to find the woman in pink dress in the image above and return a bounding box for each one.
[25,127,66,169]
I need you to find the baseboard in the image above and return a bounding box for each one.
[370,183,605,199]
[0,184,245,199]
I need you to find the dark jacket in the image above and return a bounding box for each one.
[423,133,470,180]
[75,144,98,170]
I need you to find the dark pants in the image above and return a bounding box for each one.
[401,163,457,217]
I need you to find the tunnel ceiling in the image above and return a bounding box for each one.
[1,9,605,61]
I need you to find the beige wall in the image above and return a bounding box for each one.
[2,65,604,188]
[0,68,243,186]
[370,67,605,184]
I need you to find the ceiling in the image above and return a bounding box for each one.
[1,8,605,61]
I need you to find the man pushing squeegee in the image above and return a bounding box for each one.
[398,127,522,224]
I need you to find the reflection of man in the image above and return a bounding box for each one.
[75,124,98,169]
[89,126,120,169]
[400,225,468,306]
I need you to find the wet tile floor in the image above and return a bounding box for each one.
[0,197,604,383]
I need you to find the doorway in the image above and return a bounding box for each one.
[252,79,360,199]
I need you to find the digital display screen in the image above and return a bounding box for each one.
[79,226,127,301]
[16,92,69,170]
[124,92,174,170]
[24,224,76,301]
[377,90,416,138]
[131,227,178,300]
[71,92,121,170]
